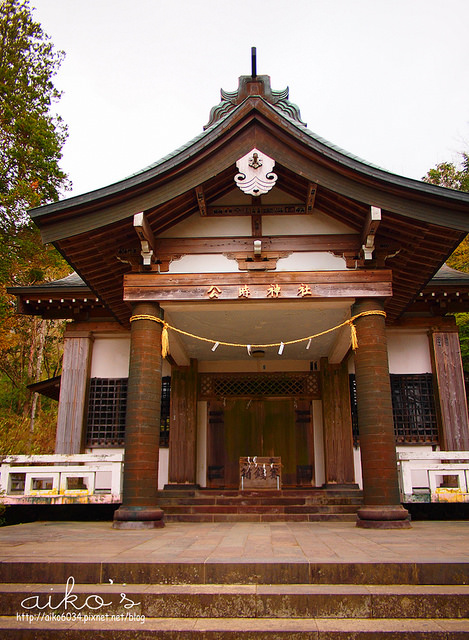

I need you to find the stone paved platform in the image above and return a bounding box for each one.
[0,520,468,565]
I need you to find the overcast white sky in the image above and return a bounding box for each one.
[32,0,469,198]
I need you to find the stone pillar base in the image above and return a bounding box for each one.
[112,505,165,529]
[356,518,411,529]
[163,484,200,490]
[356,504,411,529]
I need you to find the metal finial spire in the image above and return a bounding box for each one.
[251,47,257,78]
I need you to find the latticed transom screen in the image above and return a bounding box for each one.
[199,372,320,399]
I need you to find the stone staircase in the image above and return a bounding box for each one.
[0,559,468,637]
[158,488,363,522]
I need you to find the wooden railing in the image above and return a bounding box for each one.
[397,451,469,503]
[0,454,123,505]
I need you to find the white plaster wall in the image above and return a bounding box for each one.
[277,252,346,271]
[162,359,171,377]
[158,213,251,238]
[158,210,357,239]
[348,330,432,375]
[312,399,325,487]
[168,254,236,274]
[353,447,363,490]
[167,251,347,273]
[387,330,432,374]
[90,336,130,378]
[263,212,357,235]
[158,448,169,490]
[197,401,208,488]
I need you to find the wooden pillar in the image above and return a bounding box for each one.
[353,298,410,528]
[430,326,469,450]
[168,359,198,486]
[55,330,93,454]
[320,358,355,485]
[113,302,164,529]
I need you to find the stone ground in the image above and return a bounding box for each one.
[0,520,468,564]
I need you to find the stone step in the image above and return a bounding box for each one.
[1,583,469,618]
[160,504,359,515]
[159,489,363,499]
[158,496,363,506]
[1,615,469,637]
[164,513,358,523]
[157,488,363,522]
[1,561,468,586]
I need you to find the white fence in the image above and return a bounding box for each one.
[2,451,469,506]
[397,451,469,503]
[0,454,123,505]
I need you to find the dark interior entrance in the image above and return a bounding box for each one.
[207,398,313,487]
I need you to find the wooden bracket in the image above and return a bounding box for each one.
[361,206,381,261]
[306,182,318,214]
[155,255,183,273]
[134,212,156,268]
[195,186,207,217]
[225,251,291,271]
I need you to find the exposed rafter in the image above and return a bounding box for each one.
[195,185,207,217]
[134,212,156,268]
[361,206,381,261]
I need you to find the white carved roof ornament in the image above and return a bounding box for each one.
[234,148,278,196]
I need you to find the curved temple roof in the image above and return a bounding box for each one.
[22,71,469,326]
[30,73,469,232]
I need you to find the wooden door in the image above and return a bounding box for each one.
[207,398,313,488]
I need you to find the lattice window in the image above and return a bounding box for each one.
[199,372,320,399]
[349,373,438,444]
[86,378,127,446]
[86,377,171,447]
[390,374,438,443]
[349,375,359,447]
[159,376,171,448]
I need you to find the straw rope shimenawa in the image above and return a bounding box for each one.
[129,310,386,358]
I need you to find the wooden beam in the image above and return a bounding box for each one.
[207,204,308,216]
[134,212,156,267]
[124,270,392,302]
[328,323,353,364]
[306,182,317,214]
[430,330,469,450]
[55,332,94,454]
[361,206,381,260]
[321,358,355,483]
[154,234,361,255]
[195,186,207,217]
[168,360,198,483]
[162,313,191,366]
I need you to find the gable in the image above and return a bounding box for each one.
[23,74,469,326]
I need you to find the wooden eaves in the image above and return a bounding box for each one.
[21,74,469,326]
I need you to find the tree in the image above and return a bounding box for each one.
[423,152,469,273]
[423,155,469,192]
[0,0,71,453]
[423,152,469,370]
[0,0,70,228]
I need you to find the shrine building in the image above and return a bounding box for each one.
[9,66,469,529]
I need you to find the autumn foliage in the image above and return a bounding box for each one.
[0,0,71,453]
